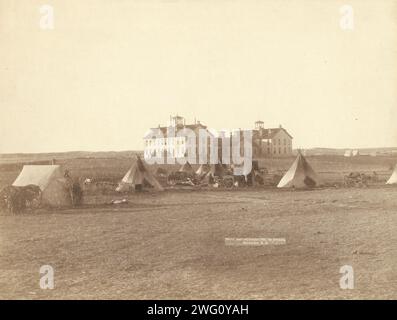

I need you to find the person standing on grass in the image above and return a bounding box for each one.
[64,170,83,207]
[63,169,74,204]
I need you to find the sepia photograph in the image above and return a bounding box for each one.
[0,0,397,310]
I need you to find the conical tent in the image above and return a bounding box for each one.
[196,164,210,177]
[179,161,195,175]
[12,165,72,207]
[386,164,397,184]
[116,156,164,192]
[277,153,319,188]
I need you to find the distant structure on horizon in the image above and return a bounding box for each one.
[144,115,293,162]
[251,121,293,157]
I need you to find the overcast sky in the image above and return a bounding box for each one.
[1,0,396,153]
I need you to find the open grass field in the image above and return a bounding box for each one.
[0,153,397,299]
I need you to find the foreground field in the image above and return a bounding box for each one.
[1,186,396,299]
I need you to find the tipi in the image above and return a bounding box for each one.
[116,156,164,192]
[12,165,72,207]
[386,164,397,185]
[179,161,195,175]
[277,153,319,188]
[196,164,210,178]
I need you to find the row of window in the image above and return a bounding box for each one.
[261,138,290,146]
[275,147,290,154]
[145,138,186,147]
[256,146,292,154]
[147,138,291,148]
[144,149,185,158]
[277,139,288,145]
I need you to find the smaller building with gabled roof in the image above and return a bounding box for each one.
[252,121,293,157]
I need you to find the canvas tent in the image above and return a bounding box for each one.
[116,156,164,192]
[344,149,359,157]
[12,165,72,207]
[386,164,397,185]
[179,161,195,175]
[277,153,319,188]
[344,150,352,157]
[196,164,210,177]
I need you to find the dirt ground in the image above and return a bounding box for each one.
[1,186,396,299]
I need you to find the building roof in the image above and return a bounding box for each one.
[146,122,216,138]
[253,127,293,140]
[144,120,293,140]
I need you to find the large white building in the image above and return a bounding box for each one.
[144,115,214,162]
[144,116,293,162]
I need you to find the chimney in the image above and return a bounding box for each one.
[255,121,264,130]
